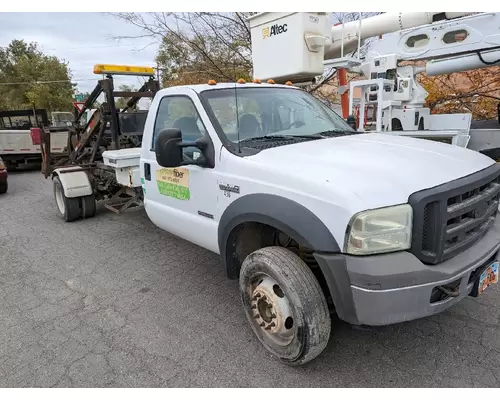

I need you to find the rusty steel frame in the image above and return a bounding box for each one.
[40,74,159,214]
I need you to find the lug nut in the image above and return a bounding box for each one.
[265,322,276,330]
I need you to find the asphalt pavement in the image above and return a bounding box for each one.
[1,169,500,387]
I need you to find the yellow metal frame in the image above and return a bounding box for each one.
[93,64,155,77]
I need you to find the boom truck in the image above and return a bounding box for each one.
[321,12,500,157]
[42,13,500,366]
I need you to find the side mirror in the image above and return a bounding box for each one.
[155,128,183,168]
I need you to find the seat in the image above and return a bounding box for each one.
[172,116,202,142]
[238,114,260,140]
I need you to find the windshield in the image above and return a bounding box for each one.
[52,112,74,127]
[200,87,355,144]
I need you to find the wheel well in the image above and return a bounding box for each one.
[225,221,335,312]
[391,118,403,131]
[418,117,424,130]
[479,147,500,162]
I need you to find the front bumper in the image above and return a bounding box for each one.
[314,214,500,326]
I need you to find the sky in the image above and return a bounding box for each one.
[0,12,160,94]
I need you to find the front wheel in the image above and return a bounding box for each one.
[0,181,7,194]
[239,246,331,366]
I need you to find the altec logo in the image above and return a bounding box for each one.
[262,23,288,39]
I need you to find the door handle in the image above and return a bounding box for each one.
[144,163,151,181]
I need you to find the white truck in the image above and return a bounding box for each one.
[49,76,500,365]
[0,109,68,170]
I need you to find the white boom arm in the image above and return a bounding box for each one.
[325,12,474,59]
[364,12,500,76]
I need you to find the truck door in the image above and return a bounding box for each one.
[141,94,220,253]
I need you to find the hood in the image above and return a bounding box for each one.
[247,133,495,208]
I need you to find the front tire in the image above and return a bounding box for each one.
[53,175,81,222]
[239,246,331,366]
[0,181,7,194]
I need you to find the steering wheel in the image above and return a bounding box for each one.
[283,120,305,130]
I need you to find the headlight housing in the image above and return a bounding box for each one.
[344,204,413,255]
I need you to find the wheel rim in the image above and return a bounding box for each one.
[247,275,296,347]
[55,183,66,215]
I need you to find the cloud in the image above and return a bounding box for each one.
[0,12,160,93]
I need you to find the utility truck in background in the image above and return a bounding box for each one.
[0,108,68,170]
[250,12,500,158]
[41,12,500,366]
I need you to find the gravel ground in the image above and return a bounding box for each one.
[1,169,500,387]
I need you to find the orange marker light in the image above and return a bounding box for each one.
[267,79,275,84]
[208,79,217,85]
[253,78,261,84]
[237,78,246,84]
[285,81,293,86]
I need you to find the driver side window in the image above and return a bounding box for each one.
[152,96,206,159]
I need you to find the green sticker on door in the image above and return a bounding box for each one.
[156,167,190,200]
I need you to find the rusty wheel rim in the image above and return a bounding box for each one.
[247,274,296,347]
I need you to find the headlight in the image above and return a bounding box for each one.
[0,160,5,169]
[344,204,413,255]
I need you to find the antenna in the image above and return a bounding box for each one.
[234,82,241,153]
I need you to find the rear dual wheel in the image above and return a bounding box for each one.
[53,176,96,222]
[239,246,331,366]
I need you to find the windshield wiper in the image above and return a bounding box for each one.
[238,134,320,143]
[237,131,354,145]
[314,129,358,137]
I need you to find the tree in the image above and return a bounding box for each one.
[115,84,138,109]
[0,39,75,112]
[111,12,253,87]
[112,12,384,96]
[418,66,500,120]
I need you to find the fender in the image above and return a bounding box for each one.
[218,193,340,278]
[52,166,93,198]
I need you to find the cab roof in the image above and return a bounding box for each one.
[177,82,301,93]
